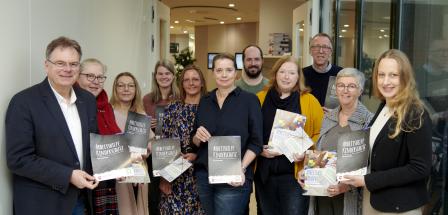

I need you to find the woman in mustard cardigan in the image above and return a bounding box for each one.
[255,56,323,215]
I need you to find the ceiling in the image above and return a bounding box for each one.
[161,0,305,34]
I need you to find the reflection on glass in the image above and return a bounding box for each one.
[336,0,356,68]
[401,2,448,214]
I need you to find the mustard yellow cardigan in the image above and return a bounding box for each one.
[256,90,324,178]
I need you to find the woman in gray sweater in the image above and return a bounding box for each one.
[302,68,373,215]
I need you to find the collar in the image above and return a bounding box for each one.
[48,79,77,105]
[206,86,242,100]
[312,62,332,73]
[326,101,370,127]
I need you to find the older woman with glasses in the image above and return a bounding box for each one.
[77,58,121,215]
[300,68,373,215]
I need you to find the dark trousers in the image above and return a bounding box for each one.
[255,174,309,215]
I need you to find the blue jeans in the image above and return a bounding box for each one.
[72,195,85,215]
[255,174,309,215]
[195,169,252,215]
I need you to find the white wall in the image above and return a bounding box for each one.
[0,0,166,214]
[259,0,302,55]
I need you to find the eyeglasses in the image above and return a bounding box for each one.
[310,45,332,52]
[47,59,80,69]
[116,83,136,90]
[80,73,107,83]
[336,83,358,92]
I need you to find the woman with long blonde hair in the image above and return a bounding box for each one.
[110,72,149,215]
[342,49,432,215]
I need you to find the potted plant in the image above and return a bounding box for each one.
[172,47,196,82]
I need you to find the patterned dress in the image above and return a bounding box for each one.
[159,101,205,215]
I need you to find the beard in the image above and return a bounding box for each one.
[244,66,262,79]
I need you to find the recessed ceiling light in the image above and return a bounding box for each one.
[174,20,179,24]
[341,29,347,33]
[379,36,383,39]
[228,3,235,7]
[170,26,174,29]
[384,35,389,38]
[299,28,304,32]
[380,29,385,32]
[236,17,242,21]
[343,24,349,27]
[339,35,343,38]
[220,21,225,24]
[183,30,188,34]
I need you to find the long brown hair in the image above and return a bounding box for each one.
[150,60,180,103]
[372,49,425,138]
[267,56,310,94]
[110,72,144,113]
[178,64,208,102]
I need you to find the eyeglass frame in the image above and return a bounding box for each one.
[335,83,359,92]
[80,73,107,83]
[310,45,332,52]
[47,59,80,69]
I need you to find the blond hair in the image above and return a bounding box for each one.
[150,60,180,103]
[372,49,425,138]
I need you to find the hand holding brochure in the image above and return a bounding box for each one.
[119,162,151,183]
[268,109,313,160]
[124,111,151,154]
[303,150,337,196]
[90,133,134,181]
[151,138,190,182]
[336,130,369,182]
[208,136,242,184]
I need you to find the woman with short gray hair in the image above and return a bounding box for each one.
[300,68,373,215]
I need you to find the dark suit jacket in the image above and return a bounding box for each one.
[6,78,98,215]
[365,102,432,212]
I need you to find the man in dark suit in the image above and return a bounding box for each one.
[6,36,99,215]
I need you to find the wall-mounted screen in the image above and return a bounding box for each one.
[235,53,243,70]
[208,53,218,69]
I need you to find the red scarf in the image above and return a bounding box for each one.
[96,90,121,134]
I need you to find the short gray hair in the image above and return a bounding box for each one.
[336,68,366,91]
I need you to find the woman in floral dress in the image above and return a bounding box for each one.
[159,65,207,214]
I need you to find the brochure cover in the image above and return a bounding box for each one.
[268,109,312,160]
[90,133,134,181]
[124,111,151,154]
[336,130,369,182]
[119,162,151,184]
[303,150,337,196]
[154,105,166,136]
[324,76,338,109]
[151,138,181,177]
[208,136,242,184]
[158,156,192,182]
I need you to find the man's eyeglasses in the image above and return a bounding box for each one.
[80,73,107,83]
[310,45,332,52]
[336,83,358,92]
[47,59,80,69]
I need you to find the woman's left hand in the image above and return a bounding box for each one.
[340,175,366,187]
[293,152,305,162]
[229,168,246,187]
[327,183,350,197]
[183,153,197,161]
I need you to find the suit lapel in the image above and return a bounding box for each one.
[39,79,78,158]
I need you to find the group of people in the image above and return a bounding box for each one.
[5,33,432,215]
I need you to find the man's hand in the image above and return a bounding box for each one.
[70,170,99,189]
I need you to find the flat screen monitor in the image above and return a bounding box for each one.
[208,53,218,69]
[235,53,243,70]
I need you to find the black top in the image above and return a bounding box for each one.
[192,87,263,180]
[365,102,432,212]
[302,64,342,106]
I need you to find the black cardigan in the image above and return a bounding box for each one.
[365,102,432,212]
